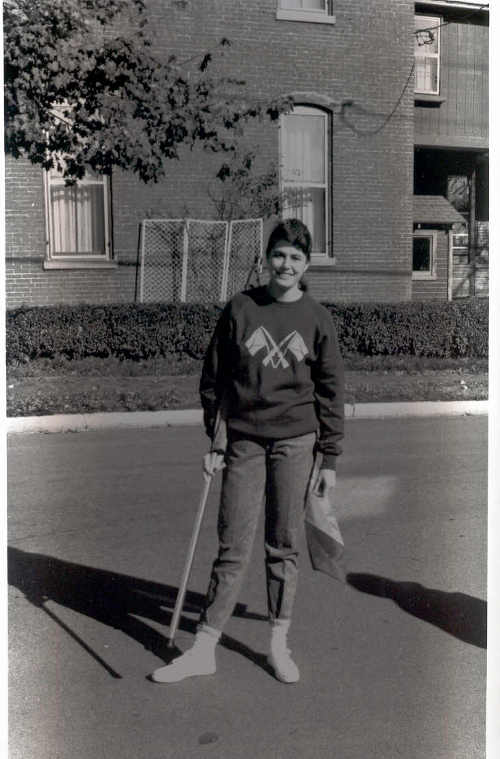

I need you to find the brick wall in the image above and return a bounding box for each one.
[5,0,415,307]
[5,260,137,308]
[5,158,46,261]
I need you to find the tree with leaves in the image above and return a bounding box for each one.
[207,146,310,227]
[4,0,290,183]
[207,148,286,221]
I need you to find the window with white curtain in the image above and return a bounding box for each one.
[44,168,111,263]
[280,106,329,256]
[276,0,335,23]
[415,15,441,95]
[281,0,326,9]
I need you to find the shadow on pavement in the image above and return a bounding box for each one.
[8,546,270,678]
[346,572,487,649]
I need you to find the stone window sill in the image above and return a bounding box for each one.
[43,259,118,270]
[310,255,337,267]
[414,94,446,105]
[412,272,437,280]
[276,9,336,24]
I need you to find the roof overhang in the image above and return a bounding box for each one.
[415,1,488,11]
[413,195,466,226]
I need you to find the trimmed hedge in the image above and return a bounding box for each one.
[6,299,488,364]
[324,300,488,359]
[6,304,221,363]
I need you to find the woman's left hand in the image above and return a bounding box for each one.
[203,451,226,477]
[313,468,337,497]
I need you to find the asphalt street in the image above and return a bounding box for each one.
[8,416,487,759]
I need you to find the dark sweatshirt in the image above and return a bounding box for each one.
[199,286,344,469]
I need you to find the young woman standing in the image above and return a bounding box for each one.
[151,218,344,684]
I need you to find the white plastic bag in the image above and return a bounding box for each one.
[304,459,345,582]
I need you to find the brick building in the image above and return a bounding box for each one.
[4,0,488,308]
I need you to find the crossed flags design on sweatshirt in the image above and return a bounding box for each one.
[245,327,309,369]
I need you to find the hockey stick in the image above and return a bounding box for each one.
[167,471,213,648]
[167,409,227,648]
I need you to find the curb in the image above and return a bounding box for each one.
[349,400,488,419]
[6,401,488,435]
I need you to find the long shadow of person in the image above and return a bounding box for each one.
[8,546,270,678]
[347,573,486,649]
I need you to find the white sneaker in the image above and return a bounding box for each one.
[151,648,216,683]
[268,646,300,683]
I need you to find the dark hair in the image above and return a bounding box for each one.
[265,218,312,262]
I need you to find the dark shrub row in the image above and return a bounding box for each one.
[6,304,221,363]
[6,299,488,364]
[324,300,488,359]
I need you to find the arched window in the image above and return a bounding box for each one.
[280,106,330,256]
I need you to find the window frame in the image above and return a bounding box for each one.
[414,14,441,96]
[412,230,438,279]
[43,168,114,269]
[276,0,336,25]
[279,105,331,260]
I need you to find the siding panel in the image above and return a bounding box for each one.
[415,16,488,147]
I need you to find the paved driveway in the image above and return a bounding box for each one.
[8,417,487,759]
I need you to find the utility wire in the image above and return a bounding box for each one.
[343,2,488,137]
[414,3,489,38]
[340,61,415,137]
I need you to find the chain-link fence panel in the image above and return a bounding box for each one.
[139,218,264,303]
[185,220,228,302]
[140,219,186,302]
[224,219,263,299]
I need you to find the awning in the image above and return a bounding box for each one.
[413,195,466,226]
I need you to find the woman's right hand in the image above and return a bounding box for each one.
[203,451,226,477]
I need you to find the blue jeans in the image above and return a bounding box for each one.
[200,430,316,632]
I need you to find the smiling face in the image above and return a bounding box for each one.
[267,240,309,300]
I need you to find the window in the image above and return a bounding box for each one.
[415,15,441,95]
[44,168,113,267]
[280,106,330,257]
[281,0,325,8]
[277,0,335,24]
[452,230,470,264]
[412,231,437,278]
